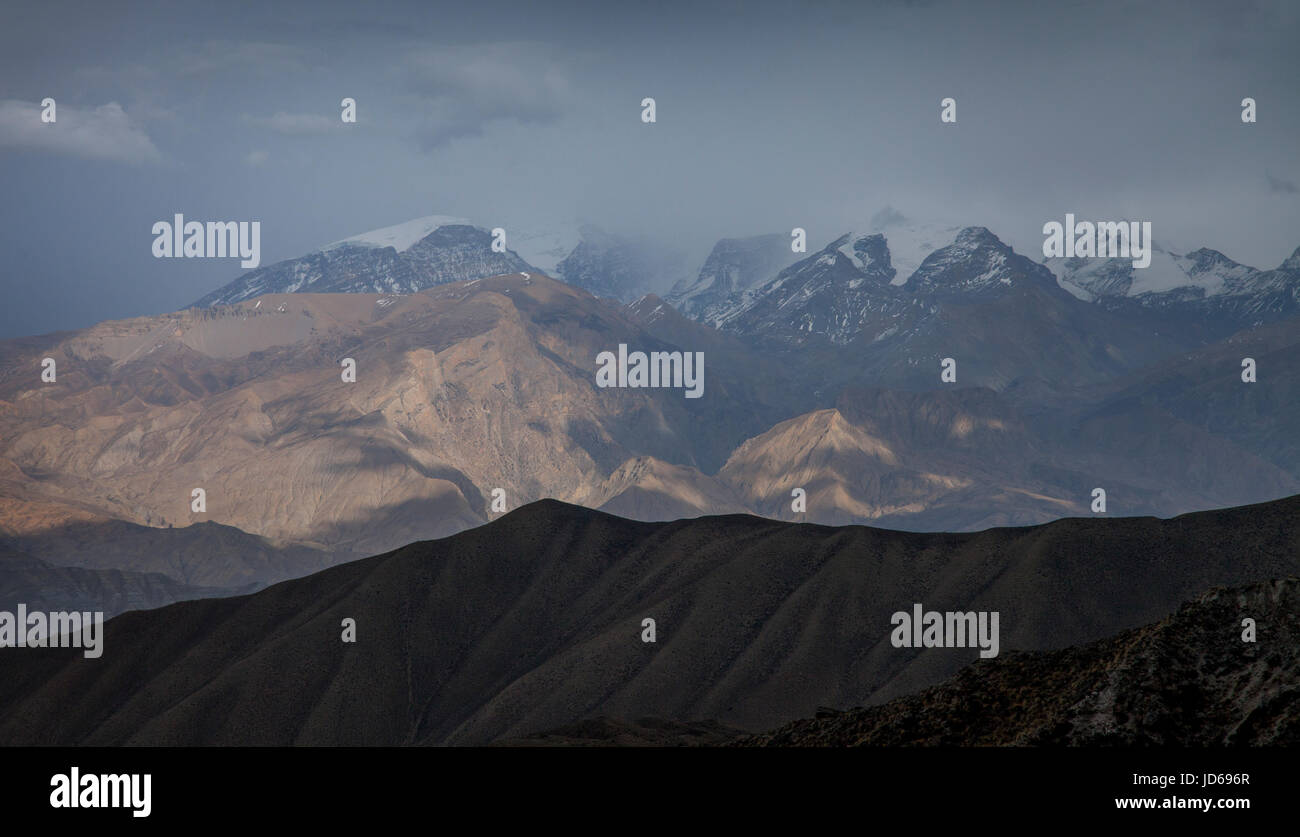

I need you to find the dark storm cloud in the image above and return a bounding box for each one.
[1267,174,1298,195]
[402,43,575,148]
[0,0,1297,338]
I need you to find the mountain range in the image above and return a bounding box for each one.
[196,216,683,307]
[1,496,1296,745]
[196,211,1300,347]
[4,273,1297,578]
[189,211,1300,412]
[3,210,1298,620]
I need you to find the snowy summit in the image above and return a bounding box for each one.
[324,215,471,253]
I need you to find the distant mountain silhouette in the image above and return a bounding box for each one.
[0,542,241,620]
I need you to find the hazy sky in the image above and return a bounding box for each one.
[1,0,1297,337]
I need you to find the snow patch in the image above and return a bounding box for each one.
[1127,248,1195,296]
[836,240,864,269]
[866,220,964,285]
[324,215,471,253]
[507,226,581,273]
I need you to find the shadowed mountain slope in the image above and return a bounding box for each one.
[740,577,1300,746]
[1,496,1297,745]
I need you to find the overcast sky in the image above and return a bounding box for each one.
[1,0,1297,337]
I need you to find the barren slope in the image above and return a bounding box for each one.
[1,496,1297,745]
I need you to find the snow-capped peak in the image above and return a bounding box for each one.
[1043,242,1254,300]
[860,211,966,285]
[324,215,471,253]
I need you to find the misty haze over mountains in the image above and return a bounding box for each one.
[195,209,1300,330]
[4,1,1297,343]
[1,0,1297,759]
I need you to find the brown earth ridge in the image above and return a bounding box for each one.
[0,496,1297,746]
[2,273,1297,592]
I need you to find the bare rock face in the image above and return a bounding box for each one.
[576,455,751,521]
[0,275,794,559]
[741,577,1300,747]
[717,386,1299,530]
[4,270,1300,578]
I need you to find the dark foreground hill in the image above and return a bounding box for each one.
[739,577,1300,746]
[1,496,1298,745]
